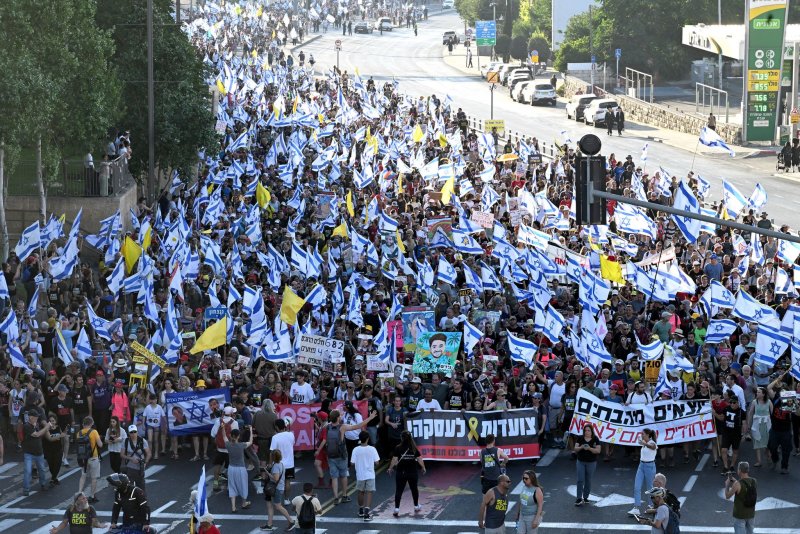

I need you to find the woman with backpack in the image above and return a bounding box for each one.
[387,430,426,517]
[260,448,294,532]
[105,416,127,473]
[513,469,544,534]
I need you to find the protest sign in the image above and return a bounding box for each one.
[412,331,462,376]
[367,353,390,371]
[426,217,452,240]
[401,307,435,355]
[406,409,540,461]
[569,390,716,445]
[166,387,231,436]
[297,334,344,370]
[130,341,166,368]
[387,320,404,363]
[315,191,336,219]
[276,400,367,450]
[470,211,495,229]
[644,359,662,384]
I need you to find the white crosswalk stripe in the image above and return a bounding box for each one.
[0,520,23,529]
[28,522,170,534]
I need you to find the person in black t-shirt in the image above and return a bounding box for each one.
[573,424,601,506]
[387,430,426,517]
[444,378,470,410]
[720,393,747,475]
[767,372,793,473]
[49,492,107,534]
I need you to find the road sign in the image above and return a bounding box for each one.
[204,306,228,320]
[591,54,596,64]
[475,20,496,46]
[615,48,622,59]
[531,49,539,63]
[335,39,342,51]
[792,108,799,123]
[484,119,505,135]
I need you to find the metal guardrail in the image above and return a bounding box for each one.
[695,82,730,124]
[7,156,133,198]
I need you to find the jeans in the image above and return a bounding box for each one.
[633,461,656,508]
[24,452,49,491]
[733,518,755,534]
[768,429,793,469]
[576,460,597,500]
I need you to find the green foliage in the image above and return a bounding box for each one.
[455,0,480,26]
[495,34,511,63]
[528,31,551,63]
[97,0,216,177]
[510,36,529,62]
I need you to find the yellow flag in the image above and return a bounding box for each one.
[439,133,448,148]
[397,174,404,194]
[280,286,306,326]
[440,175,455,205]
[332,223,348,238]
[251,49,257,59]
[600,255,625,284]
[142,226,152,251]
[216,79,226,96]
[190,316,228,354]
[412,124,424,144]
[292,95,299,114]
[256,181,271,208]
[396,230,406,253]
[58,213,66,224]
[256,6,263,17]
[122,236,142,274]
[346,190,355,217]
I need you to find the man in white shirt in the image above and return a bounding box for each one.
[626,381,652,405]
[666,371,686,400]
[350,430,380,522]
[289,371,315,404]
[547,371,566,448]
[722,374,747,410]
[415,389,442,411]
[270,417,296,504]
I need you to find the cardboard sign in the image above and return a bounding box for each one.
[484,119,505,135]
[130,341,166,368]
[297,334,345,368]
[470,210,495,228]
[644,359,662,384]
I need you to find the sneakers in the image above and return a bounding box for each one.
[627,507,640,516]
[358,507,365,518]
[340,495,352,503]
[363,512,373,522]
[393,508,399,517]
[414,504,422,513]
[62,458,69,467]
[284,521,295,531]
[259,525,276,532]
[575,498,584,506]
[88,496,99,504]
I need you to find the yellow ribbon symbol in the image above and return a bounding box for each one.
[467,417,480,442]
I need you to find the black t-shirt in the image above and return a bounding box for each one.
[64,505,96,534]
[72,385,90,415]
[772,398,792,432]
[723,406,744,433]
[55,396,74,429]
[446,388,470,410]
[23,422,44,456]
[393,444,421,473]
[575,436,599,462]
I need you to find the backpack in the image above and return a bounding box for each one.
[663,506,680,534]
[76,430,95,468]
[125,438,146,471]
[664,489,681,518]
[214,419,233,450]
[297,495,316,528]
[740,478,757,508]
[326,424,347,459]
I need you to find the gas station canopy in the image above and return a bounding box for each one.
[682,23,800,60]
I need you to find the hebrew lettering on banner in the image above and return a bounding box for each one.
[569,390,716,445]
[405,409,540,461]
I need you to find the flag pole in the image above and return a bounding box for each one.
[689,139,700,172]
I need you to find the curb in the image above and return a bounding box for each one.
[290,34,323,52]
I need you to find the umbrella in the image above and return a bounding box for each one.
[496,153,519,162]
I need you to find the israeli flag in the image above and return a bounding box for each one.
[705,319,738,344]
[27,286,41,318]
[722,180,748,219]
[0,311,20,343]
[694,174,711,199]
[15,222,40,263]
[641,143,648,162]
[226,130,249,152]
[755,323,790,366]
[542,306,565,343]
[637,337,664,361]
[452,229,484,255]
[791,340,800,382]
[506,330,536,367]
[56,329,75,366]
[671,181,701,243]
[748,183,768,211]
[700,280,735,317]
[732,289,776,324]
[437,256,457,286]
[462,263,483,294]
[194,465,208,520]
[463,319,482,356]
[0,271,7,301]
[481,185,501,211]
[699,126,735,157]
[582,330,613,371]
[75,328,93,362]
[8,343,30,372]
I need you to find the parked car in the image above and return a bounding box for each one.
[511,80,533,103]
[565,94,597,121]
[376,17,392,31]
[442,30,459,44]
[442,0,455,8]
[498,65,523,85]
[529,83,557,106]
[583,98,619,126]
[480,61,504,78]
[354,21,373,34]
[508,70,533,94]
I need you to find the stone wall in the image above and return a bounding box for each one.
[561,76,742,145]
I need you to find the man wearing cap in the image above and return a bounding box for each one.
[704,253,723,281]
[610,360,629,393]
[636,487,671,531]
[666,370,686,401]
[406,377,425,411]
[53,384,74,467]
[652,312,672,343]
[210,406,239,492]
[121,424,150,491]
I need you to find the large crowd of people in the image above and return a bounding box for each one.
[0,0,798,533]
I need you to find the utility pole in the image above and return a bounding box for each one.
[490,83,496,119]
[589,5,594,91]
[147,0,156,202]
[718,0,723,88]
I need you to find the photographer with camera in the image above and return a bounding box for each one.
[724,461,757,534]
[108,473,151,532]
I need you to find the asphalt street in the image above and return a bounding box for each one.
[0,439,798,533]
[299,11,800,228]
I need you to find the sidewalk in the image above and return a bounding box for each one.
[441,48,776,159]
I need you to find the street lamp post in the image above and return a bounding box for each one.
[490,83,496,119]
[491,1,496,60]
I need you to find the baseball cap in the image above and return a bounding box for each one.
[223,406,236,415]
[610,384,619,391]
[614,359,624,366]
[128,425,138,433]
[411,377,422,384]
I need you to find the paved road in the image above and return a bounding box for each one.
[0,440,798,533]
[297,12,800,228]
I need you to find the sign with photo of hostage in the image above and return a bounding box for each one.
[412,331,462,376]
[401,307,435,356]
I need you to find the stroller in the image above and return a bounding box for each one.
[777,151,788,172]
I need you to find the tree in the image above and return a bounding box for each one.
[96,0,216,190]
[495,35,511,63]
[510,36,529,63]
[528,31,551,63]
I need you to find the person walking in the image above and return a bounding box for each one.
[121,425,150,492]
[105,416,127,474]
[512,470,543,534]
[43,413,64,487]
[629,428,658,516]
[387,430,426,517]
[48,492,108,533]
[746,387,772,467]
[480,433,509,494]
[223,427,253,512]
[605,108,614,136]
[292,482,322,534]
[270,418,296,504]
[260,448,294,532]
[724,461,757,534]
[316,408,373,504]
[766,372,792,474]
[76,416,102,503]
[466,47,473,68]
[719,392,747,475]
[573,424,601,506]
[615,107,625,135]
[22,410,50,495]
[479,474,512,534]
[351,430,381,521]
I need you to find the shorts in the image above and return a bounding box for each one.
[328,457,349,478]
[213,450,230,467]
[84,457,101,479]
[314,451,329,470]
[721,431,742,450]
[265,487,284,503]
[484,527,506,534]
[256,438,272,461]
[356,478,376,492]
[285,467,295,480]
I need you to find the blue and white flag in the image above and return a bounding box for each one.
[700,279,735,317]
[722,180,748,219]
[14,222,40,263]
[463,319,482,357]
[506,330,536,367]
[705,319,738,344]
[671,181,701,243]
[636,337,664,361]
[27,285,41,318]
[542,306,565,343]
[55,329,75,366]
[193,465,209,521]
[699,126,735,157]
[462,263,483,294]
[0,272,8,301]
[732,289,777,324]
[694,174,711,198]
[755,322,790,366]
[748,183,768,212]
[76,327,93,362]
[0,311,20,343]
[8,343,30,371]
[437,256,457,286]
[452,229,484,255]
[641,143,648,162]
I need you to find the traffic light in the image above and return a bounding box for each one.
[575,135,607,226]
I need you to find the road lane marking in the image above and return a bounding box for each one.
[695,453,710,472]
[535,448,560,467]
[153,499,178,514]
[682,474,698,492]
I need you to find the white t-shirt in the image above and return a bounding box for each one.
[640,439,658,462]
[342,412,363,441]
[549,381,566,408]
[271,431,296,469]
[289,382,315,404]
[416,398,442,411]
[142,404,165,428]
[350,444,380,481]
